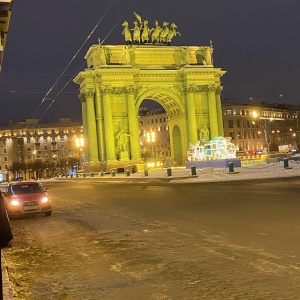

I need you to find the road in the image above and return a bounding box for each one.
[3,178,300,300]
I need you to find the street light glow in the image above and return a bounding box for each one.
[75,137,84,147]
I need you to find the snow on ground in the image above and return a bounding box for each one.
[43,160,300,184]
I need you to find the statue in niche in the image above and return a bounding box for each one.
[116,129,130,152]
[199,126,210,144]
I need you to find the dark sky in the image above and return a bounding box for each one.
[0,0,299,126]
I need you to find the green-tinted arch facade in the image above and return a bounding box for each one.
[74,44,226,172]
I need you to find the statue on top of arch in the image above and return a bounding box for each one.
[121,12,181,45]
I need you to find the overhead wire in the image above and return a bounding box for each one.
[31,0,119,120]
[36,0,138,123]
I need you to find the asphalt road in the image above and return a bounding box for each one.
[3,178,300,300]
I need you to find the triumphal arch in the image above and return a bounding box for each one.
[74,15,226,172]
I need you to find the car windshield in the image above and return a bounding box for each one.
[10,184,43,195]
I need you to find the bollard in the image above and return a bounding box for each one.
[144,169,149,177]
[101,171,104,177]
[167,167,172,177]
[111,170,115,177]
[228,162,234,173]
[283,158,289,168]
[126,170,130,177]
[91,172,94,177]
[76,173,78,178]
[191,166,196,176]
[71,174,73,178]
[83,173,86,178]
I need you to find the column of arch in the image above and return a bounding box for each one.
[101,86,117,162]
[125,86,142,161]
[80,89,99,162]
[184,85,198,145]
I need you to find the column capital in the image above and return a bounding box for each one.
[78,93,86,103]
[101,86,126,95]
[205,85,217,93]
[180,85,209,93]
[81,88,95,98]
[215,86,223,95]
[101,86,114,95]
[184,84,197,93]
[124,85,137,95]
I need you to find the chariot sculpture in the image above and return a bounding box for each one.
[122,12,181,45]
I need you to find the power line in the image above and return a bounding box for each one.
[3,70,73,77]
[36,0,138,122]
[32,0,119,120]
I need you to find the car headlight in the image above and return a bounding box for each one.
[41,197,49,203]
[11,199,20,206]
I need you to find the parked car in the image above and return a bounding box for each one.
[0,183,8,193]
[3,181,52,217]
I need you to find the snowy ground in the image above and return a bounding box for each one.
[48,159,300,184]
[2,159,300,299]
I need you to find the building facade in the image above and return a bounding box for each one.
[0,118,83,180]
[222,101,299,154]
[139,108,171,167]
[0,0,13,71]
[138,101,299,163]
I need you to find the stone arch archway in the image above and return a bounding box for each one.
[74,44,226,172]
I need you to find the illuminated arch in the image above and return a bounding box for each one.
[74,44,226,172]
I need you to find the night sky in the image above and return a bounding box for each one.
[0,0,299,126]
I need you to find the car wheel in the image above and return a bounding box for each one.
[45,211,52,216]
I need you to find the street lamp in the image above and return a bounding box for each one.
[75,136,84,170]
[252,111,270,155]
[145,131,155,167]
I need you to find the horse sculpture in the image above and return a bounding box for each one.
[166,23,181,45]
[122,13,181,45]
[141,19,153,43]
[132,20,141,44]
[122,21,132,44]
[159,21,170,43]
[151,20,162,44]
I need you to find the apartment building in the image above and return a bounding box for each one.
[0,118,83,179]
[139,107,171,167]
[222,101,299,154]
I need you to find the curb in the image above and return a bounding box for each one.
[1,251,13,300]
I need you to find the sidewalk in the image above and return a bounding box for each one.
[1,251,13,300]
[49,160,300,183]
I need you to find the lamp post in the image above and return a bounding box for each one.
[75,136,84,170]
[145,131,156,167]
[252,111,270,155]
